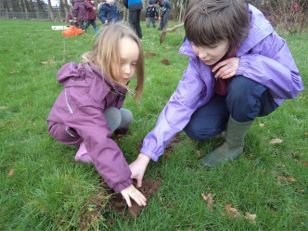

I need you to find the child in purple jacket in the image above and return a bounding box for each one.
[47,22,146,208]
[72,0,87,29]
[84,0,98,32]
[129,0,304,188]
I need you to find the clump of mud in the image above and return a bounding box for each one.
[107,179,161,218]
[79,179,161,230]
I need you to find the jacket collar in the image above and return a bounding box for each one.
[87,63,128,94]
[179,4,274,58]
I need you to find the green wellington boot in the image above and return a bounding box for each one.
[201,117,253,167]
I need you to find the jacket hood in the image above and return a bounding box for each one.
[179,4,274,57]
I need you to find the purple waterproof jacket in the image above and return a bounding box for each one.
[47,62,132,192]
[140,4,304,161]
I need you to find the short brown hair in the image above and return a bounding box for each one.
[82,22,144,101]
[184,0,249,50]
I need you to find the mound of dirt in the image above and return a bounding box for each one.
[144,52,157,58]
[107,178,161,218]
[160,59,171,65]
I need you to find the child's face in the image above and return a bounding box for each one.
[191,40,230,66]
[118,37,139,85]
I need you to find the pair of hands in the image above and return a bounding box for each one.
[120,153,150,207]
[120,58,240,208]
[212,57,240,80]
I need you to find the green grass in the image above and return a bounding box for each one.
[0,19,307,230]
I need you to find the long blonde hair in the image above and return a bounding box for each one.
[82,22,144,101]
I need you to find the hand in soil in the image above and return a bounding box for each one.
[108,179,161,218]
[120,184,147,207]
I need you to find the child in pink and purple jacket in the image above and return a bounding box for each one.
[47,22,146,208]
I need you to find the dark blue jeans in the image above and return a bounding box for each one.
[129,9,142,39]
[159,10,170,30]
[184,76,278,141]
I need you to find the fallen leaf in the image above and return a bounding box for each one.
[8,169,14,176]
[295,188,305,193]
[9,70,20,74]
[224,203,241,218]
[244,212,256,224]
[304,132,308,137]
[259,123,266,128]
[303,161,308,167]
[41,59,56,65]
[201,193,214,211]
[144,52,157,58]
[269,138,283,145]
[276,163,286,168]
[196,150,201,158]
[277,175,297,183]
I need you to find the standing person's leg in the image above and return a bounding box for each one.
[135,9,142,38]
[80,20,84,30]
[84,20,90,31]
[146,17,151,27]
[159,12,164,30]
[184,95,229,141]
[129,9,142,39]
[150,17,156,27]
[161,10,170,30]
[202,76,278,167]
[91,19,98,32]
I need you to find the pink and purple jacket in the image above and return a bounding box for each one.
[73,0,87,21]
[140,4,304,161]
[47,62,132,192]
[85,0,97,20]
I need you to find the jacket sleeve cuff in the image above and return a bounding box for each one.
[140,147,159,162]
[236,55,249,76]
[112,178,132,192]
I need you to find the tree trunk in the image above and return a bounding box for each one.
[178,0,183,22]
[12,0,20,12]
[61,0,70,18]
[47,0,55,20]
[29,0,34,12]
[21,0,29,19]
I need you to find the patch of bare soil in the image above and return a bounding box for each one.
[160,59,171,65]
[107,178,161,218]
[144,52,157,58]
[79,179,161,229]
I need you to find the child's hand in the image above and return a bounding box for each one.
[129,153,150,188]
[212,57,240,79]
[120,184,147,207]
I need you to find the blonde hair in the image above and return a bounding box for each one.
[81,22,144,101]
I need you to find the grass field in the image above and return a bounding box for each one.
[0,19,307,230]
